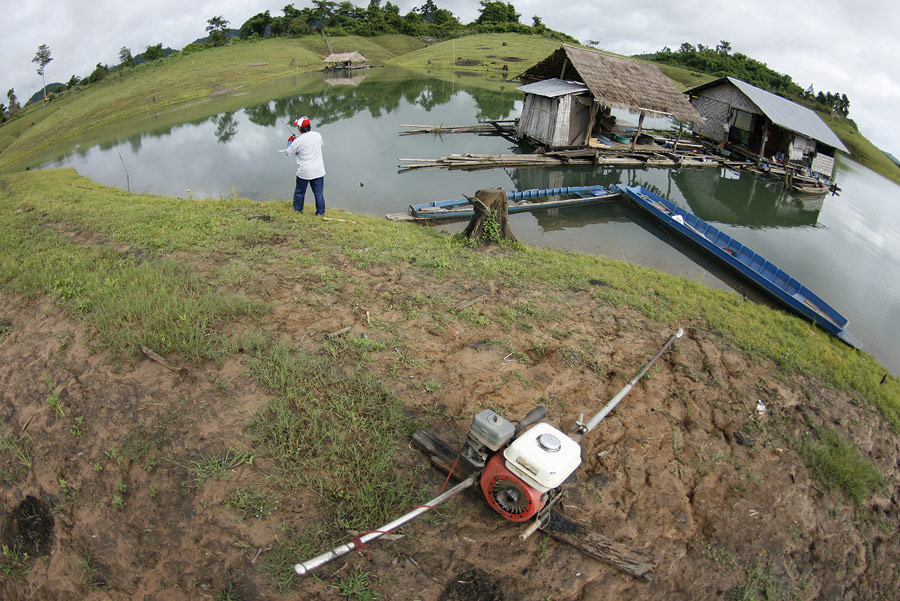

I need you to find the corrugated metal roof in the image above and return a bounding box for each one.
[690,77,848,153]
[517,78,589,98]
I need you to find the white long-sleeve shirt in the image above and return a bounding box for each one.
[285,131,326,179]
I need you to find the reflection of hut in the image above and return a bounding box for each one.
[516,45,701,148]
[686,77,848,177]
[323,51,368,70]
[324,70,368,87]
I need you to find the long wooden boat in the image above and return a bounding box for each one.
[386,185,619,221]
[615,184,862,349]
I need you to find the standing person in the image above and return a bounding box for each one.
[284,116,326,215]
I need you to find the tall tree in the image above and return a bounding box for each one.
[7,89,20,114]
[32,44,53,100]
[119,46,135,68]
[206,15,230,45]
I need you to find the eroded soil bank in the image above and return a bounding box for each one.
[1,198,898,600]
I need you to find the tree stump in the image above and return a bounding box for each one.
[461,189,517,243]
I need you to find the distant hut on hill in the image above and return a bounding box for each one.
[516,45,702,149]
[323,51,369,70]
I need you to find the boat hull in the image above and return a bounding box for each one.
[615,184,861,349]
[393,185,619,221]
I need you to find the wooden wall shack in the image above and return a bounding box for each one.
[517,79,593,147]
[687,77,849,177]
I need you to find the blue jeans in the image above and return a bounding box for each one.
[293,176,325,215]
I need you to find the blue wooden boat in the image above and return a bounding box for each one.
[386,185,619,221]
[615,184,862,349]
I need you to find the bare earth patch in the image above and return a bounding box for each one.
[1,237,898,600]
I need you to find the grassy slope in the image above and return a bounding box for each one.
[2,168,897,432]
[387,32,561,73]
[0,35,426,171]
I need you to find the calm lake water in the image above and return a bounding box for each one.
[38,67,900,376]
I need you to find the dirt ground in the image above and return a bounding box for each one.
[1,243,899,601]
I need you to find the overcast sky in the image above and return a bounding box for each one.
[4,0,899,158]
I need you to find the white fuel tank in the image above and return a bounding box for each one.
[503,423,582,493]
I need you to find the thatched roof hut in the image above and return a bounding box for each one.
[323,51,368,69]
[518,45,702,123]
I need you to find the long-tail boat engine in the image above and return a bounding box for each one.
[462,409,582,522]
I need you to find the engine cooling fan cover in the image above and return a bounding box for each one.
[480,453,544,522]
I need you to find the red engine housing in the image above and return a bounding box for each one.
[480,453,545,522]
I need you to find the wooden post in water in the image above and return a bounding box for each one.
[758,117,769,162]
[672,121,684,152]
[631,112,645,150]
[583,100,599,145]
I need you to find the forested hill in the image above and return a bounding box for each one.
[643,42,853,125]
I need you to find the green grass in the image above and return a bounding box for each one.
[0,545,31,582]
[245,338,419,528]
[387,33,560,73]
[185,448,255,485]
[794,427,884,505]
[2,168,897,436]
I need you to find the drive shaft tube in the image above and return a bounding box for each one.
[294,476,476,577]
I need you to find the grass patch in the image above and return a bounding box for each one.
[246,338,419,528]
[184,448,255,485]
[0,544,30,581]
[794,427,884,505]
[223,485,276,520]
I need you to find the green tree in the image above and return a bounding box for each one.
[7,89,20,114]
[206,15,230,45]
[66,75,81,89]
[119,46,135,68]
[32,43,53,100]
[87,63,108,84]
[145,43,164,61]
[238,11,272,38]
[475,1,519,24]
[0,103,7,123]
[415,0,439,21]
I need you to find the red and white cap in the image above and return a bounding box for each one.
[292,116,311,128]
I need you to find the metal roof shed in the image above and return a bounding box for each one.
[686,77,849,166]
[516,78,592,147]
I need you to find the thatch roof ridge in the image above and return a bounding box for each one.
[323,51,368,63]
[519,45,702,123]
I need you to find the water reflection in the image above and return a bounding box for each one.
[31,67,900,374]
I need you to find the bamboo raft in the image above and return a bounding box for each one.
[398,151,746,171]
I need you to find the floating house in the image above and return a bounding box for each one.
[323,51,368,70]
[515,45,702,148]
[685,77,849,178]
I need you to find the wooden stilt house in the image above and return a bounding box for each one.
[685,77,848,178]
[516,45,702,149]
